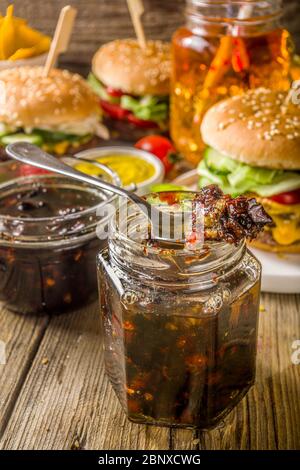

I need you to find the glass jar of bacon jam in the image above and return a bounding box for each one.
[0,160,117,315]
[97,191,262,429]
[171,0,293,165]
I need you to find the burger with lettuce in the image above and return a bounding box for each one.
[88,39,170,141]
[199,88,300,253]
[0,66,108,160]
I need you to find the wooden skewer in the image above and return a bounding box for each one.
[43,5,77,77]
[126,0,146,49]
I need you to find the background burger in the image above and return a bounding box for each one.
[88,39,170,141]
[0,66,108,160]
[199,88,300,254]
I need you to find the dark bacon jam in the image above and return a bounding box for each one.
[193,185,272,245]
[149,185,272,246]
[101,279,260,428]
[0,181,104,315]
[98,184,264,429]
[0,184,100,219]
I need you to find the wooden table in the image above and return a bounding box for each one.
[0,293,299,450]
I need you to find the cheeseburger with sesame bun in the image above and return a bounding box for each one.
[199,88,300,254]
[88,39,171,140]
[0,66,108,159]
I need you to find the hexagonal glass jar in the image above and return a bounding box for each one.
[97,194,261,429]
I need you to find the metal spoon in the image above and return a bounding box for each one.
[6,143,185,246]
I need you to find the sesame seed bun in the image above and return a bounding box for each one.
[0,66,101,129]
[92,39,171,96]
[201,88,300,171]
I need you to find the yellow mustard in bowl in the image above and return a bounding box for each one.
[75,154,156,187]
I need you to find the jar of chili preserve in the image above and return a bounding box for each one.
[171,0,293,165]
[0,160,118,315]
[97,192,262,429]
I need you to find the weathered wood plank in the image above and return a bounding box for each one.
[0,305,49,438]
[171,429,199,450]
[0,303,170,450]
[0,0,184,70]
[0,0,298,75]
[0,291,299,450]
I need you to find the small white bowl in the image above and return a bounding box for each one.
[0,52,50,71]
[74,146,165,195]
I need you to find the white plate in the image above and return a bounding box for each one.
[173,170,300,294]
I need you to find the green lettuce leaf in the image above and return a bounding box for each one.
[33,129,88,143]
[198,148,300,197]
[87,73,119,103]
[87,73,108,99]
[0,128,89,148]
[87,73,169,123]
[150,183,187,193]
[121,95,169,123]
[204,147,239,174]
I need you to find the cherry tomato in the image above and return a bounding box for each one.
[127,113,159,129]
[19,164,50,177]
[135,135,179,173]
[269,189,300,205]
[100,99,130,120]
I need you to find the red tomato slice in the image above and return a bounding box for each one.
[100,100,160,128]
[100,100,130,120]
[269,189,300,205]
[19,164,51,177]
[127,113,159,129]
[106,86,124,98]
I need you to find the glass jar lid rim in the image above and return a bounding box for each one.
[111,191,246,257]
[0,173,112,223]
[186,0,283,20]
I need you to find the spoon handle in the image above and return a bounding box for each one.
[6,142,164,235]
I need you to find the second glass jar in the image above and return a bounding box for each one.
[0,160,117,315]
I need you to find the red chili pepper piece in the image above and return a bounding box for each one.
[232,38,250,73]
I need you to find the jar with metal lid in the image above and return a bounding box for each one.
[171,0,293,165]
[0,159,118,315]
[97,192,261,429]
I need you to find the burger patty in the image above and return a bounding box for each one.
[0,135,105,161]
[251,228,300,253]
[254,229,279,247]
